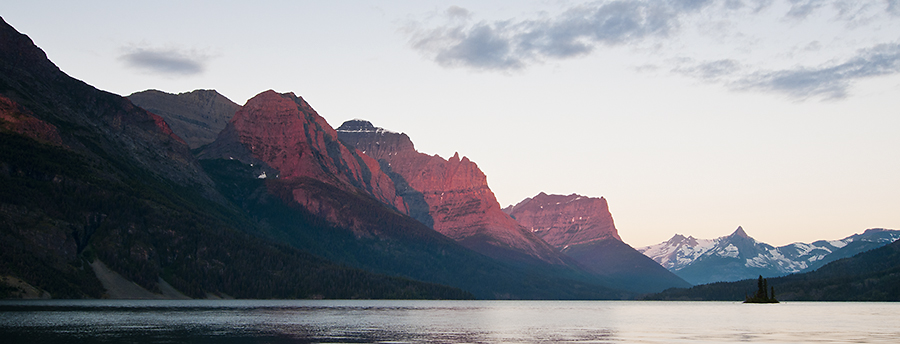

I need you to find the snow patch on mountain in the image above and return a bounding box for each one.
[639,227,900,284]
[717,244,739,258]
[638,234,716,270]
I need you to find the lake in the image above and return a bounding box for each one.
[0,300,897,343]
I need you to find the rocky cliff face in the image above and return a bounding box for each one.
[503,192,621,249]
[128,89,241,149]
[199,93,407,232]
[504,192,690,292]
[337,120,566,265]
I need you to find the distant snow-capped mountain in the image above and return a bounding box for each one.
[638,227,900,285]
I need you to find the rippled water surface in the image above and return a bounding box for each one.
[1,300,898,343]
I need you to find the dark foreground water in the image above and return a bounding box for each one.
[0,300,897,343]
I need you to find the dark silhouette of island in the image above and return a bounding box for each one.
[744,275,779,303]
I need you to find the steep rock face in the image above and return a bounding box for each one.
[128,89,240,149]
[504,192,690,292]
[337,120,566,265]
[199,93,407,231]
[503,192,621,248]
[0,18,476,300]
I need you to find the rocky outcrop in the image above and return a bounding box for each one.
[505,192,690,292]
[503,192,621,248]
[128,89,240,149]
[199,93,407,231]
[337,120,566,265]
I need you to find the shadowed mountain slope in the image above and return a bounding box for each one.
[0,17,472,300]
[128,89,240,149]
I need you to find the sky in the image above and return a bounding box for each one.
[2,0,898,247]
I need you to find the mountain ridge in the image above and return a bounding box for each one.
[645,237,900,301]
[198,91,408,224]
[191,97,630,299]
[336,119,567,266]
[127,89,240,149]
[639,226,900,285]
[0,16,473,300]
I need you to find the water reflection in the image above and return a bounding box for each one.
[1,300,898,343]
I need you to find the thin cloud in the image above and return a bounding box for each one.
[408,1,900,99]
[671,43,900,99]
[672,59,743,81]
[406,0,896,72]
[446,5,472,19]
[785,0,827,19]
[406,1,709,71]
[734,42,900,99]
[119,46,209,76]
[888,0,900,15]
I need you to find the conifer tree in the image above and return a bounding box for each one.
[756,275,765,299]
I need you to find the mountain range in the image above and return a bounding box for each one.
[1,17,687,299]
[638,226,900,285]
[2,16,896,300]
[0,17,468,300]
[645,235,900,301]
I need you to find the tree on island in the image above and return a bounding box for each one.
[745,275,779,303]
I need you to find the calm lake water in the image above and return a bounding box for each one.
[0,300,897,343]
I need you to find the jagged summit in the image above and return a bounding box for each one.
[665,234,700,247]
[639,226,900,285]
[198,91,409,226]
[337,119,568,266]
[336,119,376,132]
[336,119,401,135]
[731,226,750,239]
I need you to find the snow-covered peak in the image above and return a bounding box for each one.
[638,235,716,270]
[640,227,899,285]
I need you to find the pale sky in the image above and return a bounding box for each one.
[2,0,898,247]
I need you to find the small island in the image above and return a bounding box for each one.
[744,275,779,303]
